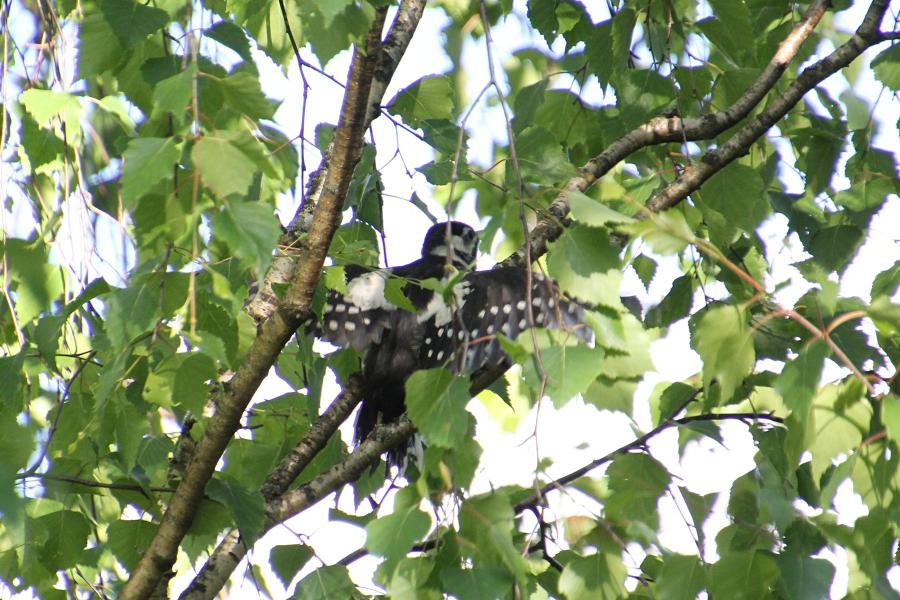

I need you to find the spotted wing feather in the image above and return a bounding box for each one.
[420,266,592,374]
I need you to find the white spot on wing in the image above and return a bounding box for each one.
[518,318,527,330]
[327,320,338,331]
[345,321,356,331]
[490,306,499,315]
[502,304,511,315]
[516,300,526,311]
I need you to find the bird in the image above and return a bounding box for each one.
[314,221,591,466]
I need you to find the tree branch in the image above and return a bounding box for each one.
[120,11,388,600]
[514,411,783,515]
[178,419,414,600]
[502,0,831,267]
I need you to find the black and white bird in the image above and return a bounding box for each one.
[315,221,590,465]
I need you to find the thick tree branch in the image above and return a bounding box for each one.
[120,11,387,600]
[179,419,414,600]
[245,0,427,323]
[644,0,890,213]
[502,0,830,266]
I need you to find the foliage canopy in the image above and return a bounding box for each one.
[1,0,899,598]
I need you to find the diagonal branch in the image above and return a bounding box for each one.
[502,0,831,267]
[119,10,388,600]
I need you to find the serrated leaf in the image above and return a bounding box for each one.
[365,507,430,574]
[773,341,826,416]
[569,191,637,227]
[882,394,900,444]
[121,138,180,207]
[19,89,82,127]
[107,520,156,571]
[211,201,280,277]
[388,76,454,127]
[656,554,706,600]
[604,453,670,530]
[206,21,253,62]
[558,551,628,600]
[871,44,900,91]
[692,305,754,405]
[459,493,527,585]
[547,224,622,306]
[100,0,169,47]
[700,162,769,234]
[269,544,313,588]
[775,552,835,600]
[213,70,274,119]
[291,564,356,599]
[77,13,125,78]
[514,125,578,185]
[34,510,91,570]
[405,369,470,448]
[205,477,264,544]
[708,552,778,600]
[150,64,196,120]
[192,136,257,198]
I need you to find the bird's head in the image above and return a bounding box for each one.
[422,221,479,271]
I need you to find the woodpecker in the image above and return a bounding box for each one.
[315,221,590,465]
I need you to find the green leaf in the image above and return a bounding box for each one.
[459,493,527,585]
[558,551,628,600]
[514,125,578,185]
[772,341,826,416]
[365,507,430,574]
[882,393,900,445]
[871,44,900,91]
[388,76,455,127]
[104,274,161,349]
[775,552,835,600]
[604,454,670,530]
[34,510,91,570]
[107,520,156,571]
[206,21,253,62]
[620,210,693,255]
[212,70,275,119]
[708,552,779,600]
[655,554,706,600]
[547,224,622,306]
[692,305,755,404]
[807,224,864,273]
[568,191,637,227]
[2,239,63,324]
[700,161,769,235]
[121,138,181,207]
[151,65,196,120]
[211,201,280,277]
[174,353,217,414]
[520,334,605,407]
[100,0,169,47]
[405,369,470,448]
[441,565,512,599]
[646,275,693,328]
[291,565,356,599]
[205,477,265,544]
[809,380,871,483]
[192,136,257,198]
[269,544,313,588]
[77,13,125,77]
[318,0,353,27]
[527,0,559,46]
[19,89,82,128]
